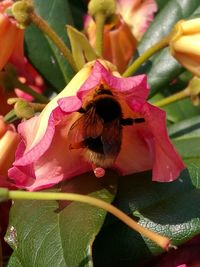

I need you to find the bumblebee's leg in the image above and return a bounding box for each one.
[77,107,86,113]
[120,117,145,126]
[134,118,145,123]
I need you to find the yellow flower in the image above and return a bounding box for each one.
[170,18,200,77]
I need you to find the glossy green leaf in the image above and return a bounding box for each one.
[137,0,200,97]
[93,170,200,266]
[93,121,200,266]
[68,0,87,30]
[25,0,75,92]
[67,25,97,70]
[139,0,200,52]
[168,115,200,138]
[173,135,200,159]
[6,173,117,267]
[172,122,200,188]
[152,96,200,123]
[155,0,169,10]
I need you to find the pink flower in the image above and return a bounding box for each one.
[116,0,157,40]
[84,0,157,73]
[0,117,19,188]
[0,0,45,106]
[85,15,137,73]
[9,60,185,191]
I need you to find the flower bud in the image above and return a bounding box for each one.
[14,100,34,119]
[85,15,137,73]
[11,0,33,28]
[187,76,200,106]
[170,18,200,78]
[88,0,116,19]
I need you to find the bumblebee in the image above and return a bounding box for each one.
[68,86,145,171]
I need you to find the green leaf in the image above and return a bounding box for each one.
[155,0,169,10]
[67,25,97,70]
[25,0,75,92]
[93,119,200,266]
[93,170,200,266]
[137,0,200,97]
[168,115,200,138]
[68,0,87,30]
[5,173,117,267]
[172,131,200,160]
[152,96,200,123]
[171,120,200,188]
[139,0,200,52]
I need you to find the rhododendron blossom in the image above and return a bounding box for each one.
[170,18,200,78]
[116,0,157,40]
[84,0,157,73]
[85,15,137,73]
[8,60,185,191]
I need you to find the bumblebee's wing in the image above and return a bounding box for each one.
[101,120,122,158]
[84,108,104,138]
[69,108,104,147]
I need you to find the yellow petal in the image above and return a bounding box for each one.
[0,131,19,175]
[181,18,200,34]
[173,34,200,56]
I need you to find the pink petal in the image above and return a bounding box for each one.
[0,14,22,70]
[119,98,185,181]
[13,95,82,167]
[108,19,137,73]
[78,61,149,101]
[9,122,91,191]
[9,64,95,190]
[15,63,92,158]
[144,104,185,182]
[117,0,157,40]
[114,123,154,174]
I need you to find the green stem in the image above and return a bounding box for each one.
[7,98,47,112]
[154,88,190,107]
[15,80,49,103]
[123,35,171,77]
[95,11,106,56]
[6,189,171,250]
[29,11,78,73]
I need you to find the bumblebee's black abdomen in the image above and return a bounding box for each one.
[95,97,122,122]
[84,137,104,154]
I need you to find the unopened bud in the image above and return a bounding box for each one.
[188,76,200,106]
[14,100,34,119]
[7,98,24,105]
[88,0,116,19]
[12,0,34,28]
[169,18,200,78]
